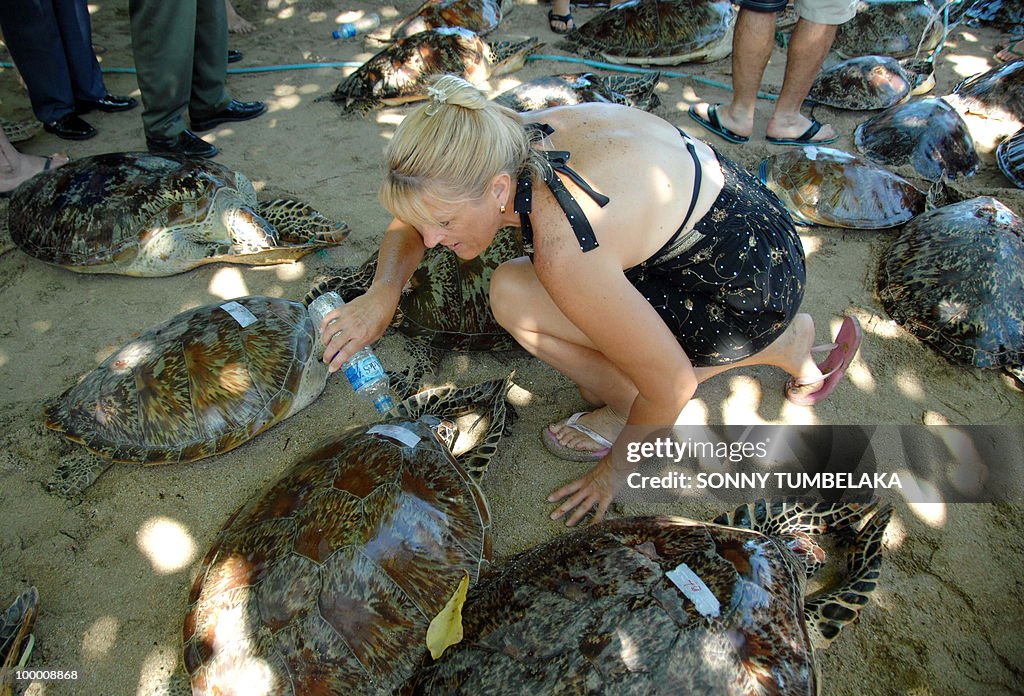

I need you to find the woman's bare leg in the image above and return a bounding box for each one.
[491,259,828,452]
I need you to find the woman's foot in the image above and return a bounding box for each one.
[0,152,68,196]
[548,0,574,33]
[784,315,862,406]
[995,38,1024,63]
[543,406,626,462]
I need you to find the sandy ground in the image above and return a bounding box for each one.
[1,0,1023,694]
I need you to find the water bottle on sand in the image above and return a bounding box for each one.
[332,13,381,39]
[308,291,395,413]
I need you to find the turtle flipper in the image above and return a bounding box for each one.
[1,586,39,682]
[47,452,113,498]
[388,376,516,479]
[143,662,191,696]
[487,37,542,76]
[804,504,893,650]
[255,198,350,246]
[600,71,662,110]
[304,256,379,307]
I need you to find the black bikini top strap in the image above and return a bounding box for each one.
[675,127,702,234]
[516,122,610,253]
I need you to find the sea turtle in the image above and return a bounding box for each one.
[1,586,38,689]
[877,196,1024,381]
[963,0,1024,29]
[832,0,943,59]
[996,127,1024,188]
[182,377,514,695]
[325,28,541,114]
[558,0,737,66]
[806,55,934,111]
[759,146,926,228]
[854,97,978,181]
[942,59,1024,145]
[408,498,892,694]
[306,226,525,395]
[6,153,349,277]
[492,71,661,112]
[44,296,330,496]
[0,117,41,143]
[379,0,511,42]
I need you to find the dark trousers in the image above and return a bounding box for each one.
[128,0,230,139]
[0,0,106,123]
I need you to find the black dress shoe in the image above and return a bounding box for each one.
[43,113,97,141]
[75,94,138,114]
[189,99,267,132]
[228,49,243,63]
[146,129,219,158]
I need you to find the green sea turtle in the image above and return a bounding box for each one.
[492,71,661,112]
[942,59,1024,144]
[963,0,1024,28]
[182,377,514,695]
[558,0,737,66]
[0,117,41,143]
[380,0,511,41]
[832,0,943,59]
[325,28,541,114]
[877,196,1024,381]
[997,127,1024,188]
[759,146,926,228]
[1,586,38,690]
[854,97,978,181]
[44,296,330,496]
[306,226,525,394]
[409,498,892,694]
[807,55,934,111]
[6,153,348,277]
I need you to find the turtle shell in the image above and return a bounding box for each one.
[183,382,507,695]
[854,97,978,181]
[759,146,925,228]
[492,72,661,112]
[943,59,1024,142]
[409,501,891,694]
[877,196,1024,371]
[964,0,1024,28]
[44,296,328,464]
[7,153,347,276]
[389,0,507,39]
[807,55,914,110]
[327,28,539,113]
[833,0,942,59]
[997,127,1024,189]
[559,0,737,66]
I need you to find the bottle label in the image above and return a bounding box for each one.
[344,353,386,391]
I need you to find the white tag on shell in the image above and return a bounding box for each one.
[666,562,721,617]
[367,424,422,449]
[219,301,259,328]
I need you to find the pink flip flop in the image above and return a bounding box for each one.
[542,411,613,462]
[785,315,863,406]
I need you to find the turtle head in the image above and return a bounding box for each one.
[423,415,459,450]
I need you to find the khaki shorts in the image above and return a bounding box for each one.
[734,0,857,25]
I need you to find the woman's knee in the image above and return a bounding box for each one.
[489,261,528,330]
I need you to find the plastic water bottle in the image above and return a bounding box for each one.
[331,13,381,39]
[307,291,395,413]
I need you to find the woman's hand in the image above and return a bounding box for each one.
[319,287,396,372]
[547,455,624,527]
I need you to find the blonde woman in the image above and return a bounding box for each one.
[317,75,862,526]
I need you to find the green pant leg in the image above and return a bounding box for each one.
[190,0,231,116]
[129,0,198,138]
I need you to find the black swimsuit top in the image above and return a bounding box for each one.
[513,123,703,254]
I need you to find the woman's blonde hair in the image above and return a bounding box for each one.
[380,75,537,229]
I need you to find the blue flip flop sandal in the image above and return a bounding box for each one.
[766,118,839,146]
[687,104,750,144]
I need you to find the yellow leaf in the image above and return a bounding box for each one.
[425,571,470,659]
